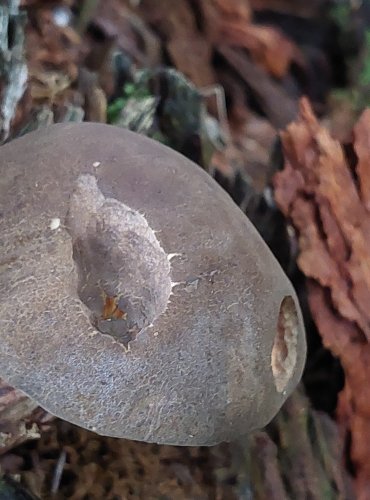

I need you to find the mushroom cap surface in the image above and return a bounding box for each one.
[0,123,306,445]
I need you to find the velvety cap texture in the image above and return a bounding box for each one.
[0,123,306,445]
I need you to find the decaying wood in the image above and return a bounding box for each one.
[274,98,370,499]
[0,379,50,455]
[217,45,298,129]
[0,0,28,141]
[239,388,354,500]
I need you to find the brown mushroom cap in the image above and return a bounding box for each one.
[0,123,306,446]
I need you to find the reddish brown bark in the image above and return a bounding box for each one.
[274,98,370,498]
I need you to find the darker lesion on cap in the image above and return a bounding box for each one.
[66,174,173,349]
[271,295,300,393]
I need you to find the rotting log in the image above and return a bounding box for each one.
[274,97,370,499]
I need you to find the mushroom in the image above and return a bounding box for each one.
[0,123,306,446]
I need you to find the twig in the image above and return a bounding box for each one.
[51,449,67,495]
